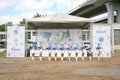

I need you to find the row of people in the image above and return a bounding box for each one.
[29,44,90,51]
[30,46,103,61]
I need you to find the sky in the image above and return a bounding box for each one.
[0,0,87,24]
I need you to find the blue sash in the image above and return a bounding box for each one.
[60,47,64,50]
[96,46,101,51]
[38,46,43,50]
[53,47,58,50]
[67,47,72,51]
[30,46,37,50]
[88,48,92,52]
[74,47,79,50]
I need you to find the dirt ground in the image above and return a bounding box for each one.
[0,54,120,80]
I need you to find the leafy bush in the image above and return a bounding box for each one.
[114,49,120,54]
[0,52,5,57]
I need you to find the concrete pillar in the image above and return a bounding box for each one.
[105,2,114,24]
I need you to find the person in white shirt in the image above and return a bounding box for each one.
[38,43,43,61]
[47,43,52,61]
[60,43,65,61]
[96,43,103,60]
[87,46,93,61]
[67,45,72,61]
[53,43,58,61]
[81,46,86,61]
[30,43,37,60]
[74,46,79,61]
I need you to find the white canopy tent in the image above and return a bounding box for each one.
[25,13,93,57]
[25,13,112,58]
[26,13,92,29]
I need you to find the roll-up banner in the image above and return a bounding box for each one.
[91,24,111,57]
[7,25,25,57]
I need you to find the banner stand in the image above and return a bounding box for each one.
[6,25,25,57]
[91,23,111,57]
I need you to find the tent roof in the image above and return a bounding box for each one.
[26,13,92,29]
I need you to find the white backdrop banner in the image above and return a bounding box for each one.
[91,24,111,57]
[7,25,25,57]
[37,29,82,49]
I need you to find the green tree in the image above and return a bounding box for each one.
[20,18,34,30]
[20,18,25,25]
[33,13,41,18]
[19,13,47,30]
[0,21,13,31]
[0,24,5,31]
[28,25,34,30]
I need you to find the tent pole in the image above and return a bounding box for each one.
[25,21,28,57]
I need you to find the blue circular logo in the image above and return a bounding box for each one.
[99,37,104,42]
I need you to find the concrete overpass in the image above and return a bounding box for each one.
[68,0,120,24]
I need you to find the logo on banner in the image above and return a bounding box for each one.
[99,37,104,42]
[13,37,18,43]
[14,29,18,34]
[11,47,20,51]
[96,30,106,33]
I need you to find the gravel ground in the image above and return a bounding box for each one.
[0,54,120,80]
[75,68,120,76]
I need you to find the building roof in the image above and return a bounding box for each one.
[68,0,120,18]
